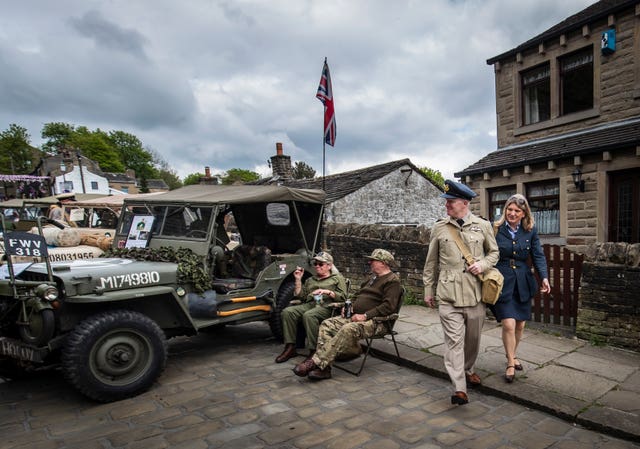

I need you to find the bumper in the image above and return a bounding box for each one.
[0,337,48,363]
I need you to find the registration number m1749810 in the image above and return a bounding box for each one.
[99,271,161,289]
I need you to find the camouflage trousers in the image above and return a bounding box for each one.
[312,317,385,370]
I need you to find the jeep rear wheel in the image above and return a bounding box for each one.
[61,310,167,402]
[268,279,295,341]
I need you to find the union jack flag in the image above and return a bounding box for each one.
[316,58,336,146]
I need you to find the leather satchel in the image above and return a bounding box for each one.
[447,223,504,305]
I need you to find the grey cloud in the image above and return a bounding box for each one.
[69,10,149,60]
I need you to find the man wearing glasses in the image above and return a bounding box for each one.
[275,252,348,363]
[292,249,402,380]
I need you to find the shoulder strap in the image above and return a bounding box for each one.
[447,222,475,266]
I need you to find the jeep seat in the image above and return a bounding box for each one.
[211,245,272,293]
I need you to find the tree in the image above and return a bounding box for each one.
[108,130,154,185]
[292,161,316,179]
[0,124,40,174]
[183,172,204,186]
[419,167,445,189]
[41,122,75,154]
[157,168,182,190]
[221,168,260,185]
[69,127,125,172]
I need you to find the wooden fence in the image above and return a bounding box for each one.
[531,244,584,327]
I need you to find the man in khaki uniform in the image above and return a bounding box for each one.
[423,179,499,405]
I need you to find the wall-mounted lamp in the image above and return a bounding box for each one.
[572,168,585,192]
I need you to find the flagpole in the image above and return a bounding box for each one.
[321,104,326,250]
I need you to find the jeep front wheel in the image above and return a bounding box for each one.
[268,279,295,341]
[61,310,167,402]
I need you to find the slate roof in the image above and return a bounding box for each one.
[454,116,640,177]
[104,172,136,183]
[255,158,442,203]
[487,0,636,65]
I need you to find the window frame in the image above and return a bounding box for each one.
[488,186,517,223]
[560,46,594,116]
[521,63,551,126]
[525,180,560,235]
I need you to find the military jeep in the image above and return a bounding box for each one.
[0,185,325,402]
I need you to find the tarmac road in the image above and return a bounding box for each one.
[1,321,639,449]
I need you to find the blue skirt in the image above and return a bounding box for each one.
[490,285,531,322]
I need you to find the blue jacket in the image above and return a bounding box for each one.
[495,223,548,303]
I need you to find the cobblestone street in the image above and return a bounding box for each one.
[1,322,639,449]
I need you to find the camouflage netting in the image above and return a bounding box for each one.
[102,247,212,293]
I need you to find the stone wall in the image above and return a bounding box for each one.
[325,223,430,300]
[577,242,640,352]
[325,168,445,227]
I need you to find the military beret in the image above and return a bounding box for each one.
[441,179,477,201]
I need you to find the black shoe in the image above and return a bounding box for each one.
[451,391,469,405]
[505,366,515,383]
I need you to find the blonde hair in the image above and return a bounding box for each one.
[493,193,535,232]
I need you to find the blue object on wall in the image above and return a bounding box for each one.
[601,29,616,55]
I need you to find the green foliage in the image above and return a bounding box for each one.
[222,168,260,185]
[108,130,153,179]
[157,168,182,190]
[183,172,204,186]
[292,161,316,179]
[41,122,75,154]
[71,127,125,172]
[102,246,212,293]
[0,124,40,174]
[419,167,445,189]
[402,288,426,306]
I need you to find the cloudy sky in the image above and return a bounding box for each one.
[1,0,595,181]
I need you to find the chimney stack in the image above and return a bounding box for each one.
[270,142,292,182]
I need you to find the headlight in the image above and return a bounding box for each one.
[35,284,59,301]
[175,286,186,297]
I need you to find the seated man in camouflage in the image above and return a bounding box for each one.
[292,249,401,380]
[275,251,347,363]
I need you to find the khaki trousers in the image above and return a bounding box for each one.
[438,301,486,393]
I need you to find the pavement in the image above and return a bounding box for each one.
[1,312,640,448]
[362,304,640,443]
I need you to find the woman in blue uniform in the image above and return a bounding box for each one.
[492,194,551,383]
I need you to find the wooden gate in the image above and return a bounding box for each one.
[531,244,584,327]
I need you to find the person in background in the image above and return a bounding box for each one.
[48,204,64,221]
[275,251,347,363]
[491,194,551,383]
[292,249,401,381]
[423,179,499,405]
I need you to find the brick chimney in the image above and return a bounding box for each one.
[270,142,292,181]
[200,166,218,185]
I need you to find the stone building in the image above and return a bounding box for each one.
[257,143,445,226]
[455,0,640,254]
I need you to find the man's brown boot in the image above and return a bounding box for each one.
[275,343,298,363]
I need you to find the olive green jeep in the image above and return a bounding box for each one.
[0,185,325,401]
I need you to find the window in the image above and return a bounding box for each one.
[91,181,99,190]
[608,169,640,243]
[489,186,516,222]
[59,180,73,193]
[560,47,593,115]
[522,63,550,125]
[526,180,560,235]
[266,203,291,226]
